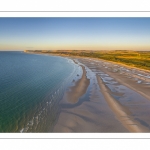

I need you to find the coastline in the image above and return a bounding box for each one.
[62,65,90,104]
[24,51,150,132]
[53,62,128,132]
[24,51,150,74]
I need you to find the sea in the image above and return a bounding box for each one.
[0,51,80,132]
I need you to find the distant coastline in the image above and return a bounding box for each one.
[24,50,150,72]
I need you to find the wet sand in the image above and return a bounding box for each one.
[63,65,90,104]
[53,56,150,132]
[97,75,148,132]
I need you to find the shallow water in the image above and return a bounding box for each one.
[0,51,78,132]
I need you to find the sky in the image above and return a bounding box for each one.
[0,17,150,51]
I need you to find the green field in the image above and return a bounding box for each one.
[25,50,150,71]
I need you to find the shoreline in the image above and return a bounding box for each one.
[24,51,150,132]
[53,61,128,132]
[62,65,90,104]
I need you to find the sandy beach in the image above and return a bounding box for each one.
[52,56,150,133]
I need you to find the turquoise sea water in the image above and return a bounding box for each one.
[0,51,78,132]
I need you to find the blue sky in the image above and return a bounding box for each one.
[0,17,150,51]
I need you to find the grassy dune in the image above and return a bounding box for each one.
[25,50,150,71]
